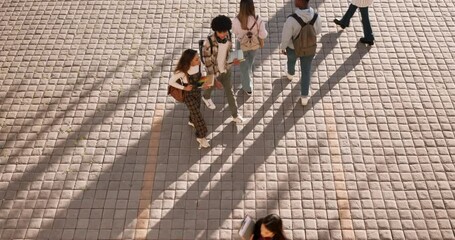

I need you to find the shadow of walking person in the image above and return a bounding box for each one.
[304,41,372,112]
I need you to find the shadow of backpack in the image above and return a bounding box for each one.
[290,13,318,57]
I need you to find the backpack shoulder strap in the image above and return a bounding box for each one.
[290,13,306,27]
[309,13,318,25]
[207,36,213,55]
[248,15,259,31]
[199,35,214,64]
[256,15,261,34]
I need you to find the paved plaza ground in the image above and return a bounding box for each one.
[1,0,455,239]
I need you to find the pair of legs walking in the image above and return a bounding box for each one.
[236,41,257,94]
[334,4,374,45]
[202,71,243,123]
[285,47,314,105]
[184,90,209,148]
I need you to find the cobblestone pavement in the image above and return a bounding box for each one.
[1,0,455,239]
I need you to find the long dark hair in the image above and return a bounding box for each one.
[253,214,287,240]
[174,49,197,74]
[262,214,286,240]
[237,0,255,30]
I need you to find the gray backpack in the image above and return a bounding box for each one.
[290,13,318,57]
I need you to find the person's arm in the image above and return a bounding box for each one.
[231,17,242,38]
[168,72,185,90]
[169,72,192,91]
[280,19,293,52]
[313,13,323,35]
[258,17,268,40]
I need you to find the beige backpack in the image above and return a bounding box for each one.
[239,16,263,51]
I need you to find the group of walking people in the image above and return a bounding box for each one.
[168,0,374,152]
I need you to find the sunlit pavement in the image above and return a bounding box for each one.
[1,0,455,239]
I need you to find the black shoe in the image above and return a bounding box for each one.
[333,19,348,29]
[360,37,374,46]
[243,89,252,96]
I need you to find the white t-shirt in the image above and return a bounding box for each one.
[217,42,229,74]
[188,65,199,75]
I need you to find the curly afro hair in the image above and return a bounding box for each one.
[211,15,232,32]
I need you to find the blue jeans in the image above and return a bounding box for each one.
[236,41,257,92]
[340,4,374,41]
[286,47,313,96]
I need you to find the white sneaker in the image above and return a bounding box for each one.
[283,64,294,80]
[301,96,309,106]
[188,122,194,128]
[196,137,210,149]
[202,97,216,110]
[229,115,244,124]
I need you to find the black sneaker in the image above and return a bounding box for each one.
[333,19,348,29]
[360,37,374,46]
[243,89,252,96]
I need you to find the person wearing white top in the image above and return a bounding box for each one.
[334,0,375,45]
[280,0,322,106]
[168,49,210,149]
[232,0,268,95]
[201,15,244,124]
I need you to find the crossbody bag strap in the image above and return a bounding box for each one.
[248,15,258,31]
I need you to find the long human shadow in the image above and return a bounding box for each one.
[34,130,154,239]
[0,47,145,175]
[27,2,355,240]
[0,83,20,110]
[163,43,370,239]
[0,50,142,172]
[5,49,179,238]
[304,42,371,111]
[145,30,347,238]
[204,0,330,148]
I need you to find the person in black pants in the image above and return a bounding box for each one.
[334,0,375,45]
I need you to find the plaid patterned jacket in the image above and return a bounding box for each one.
[201,33,233,76]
